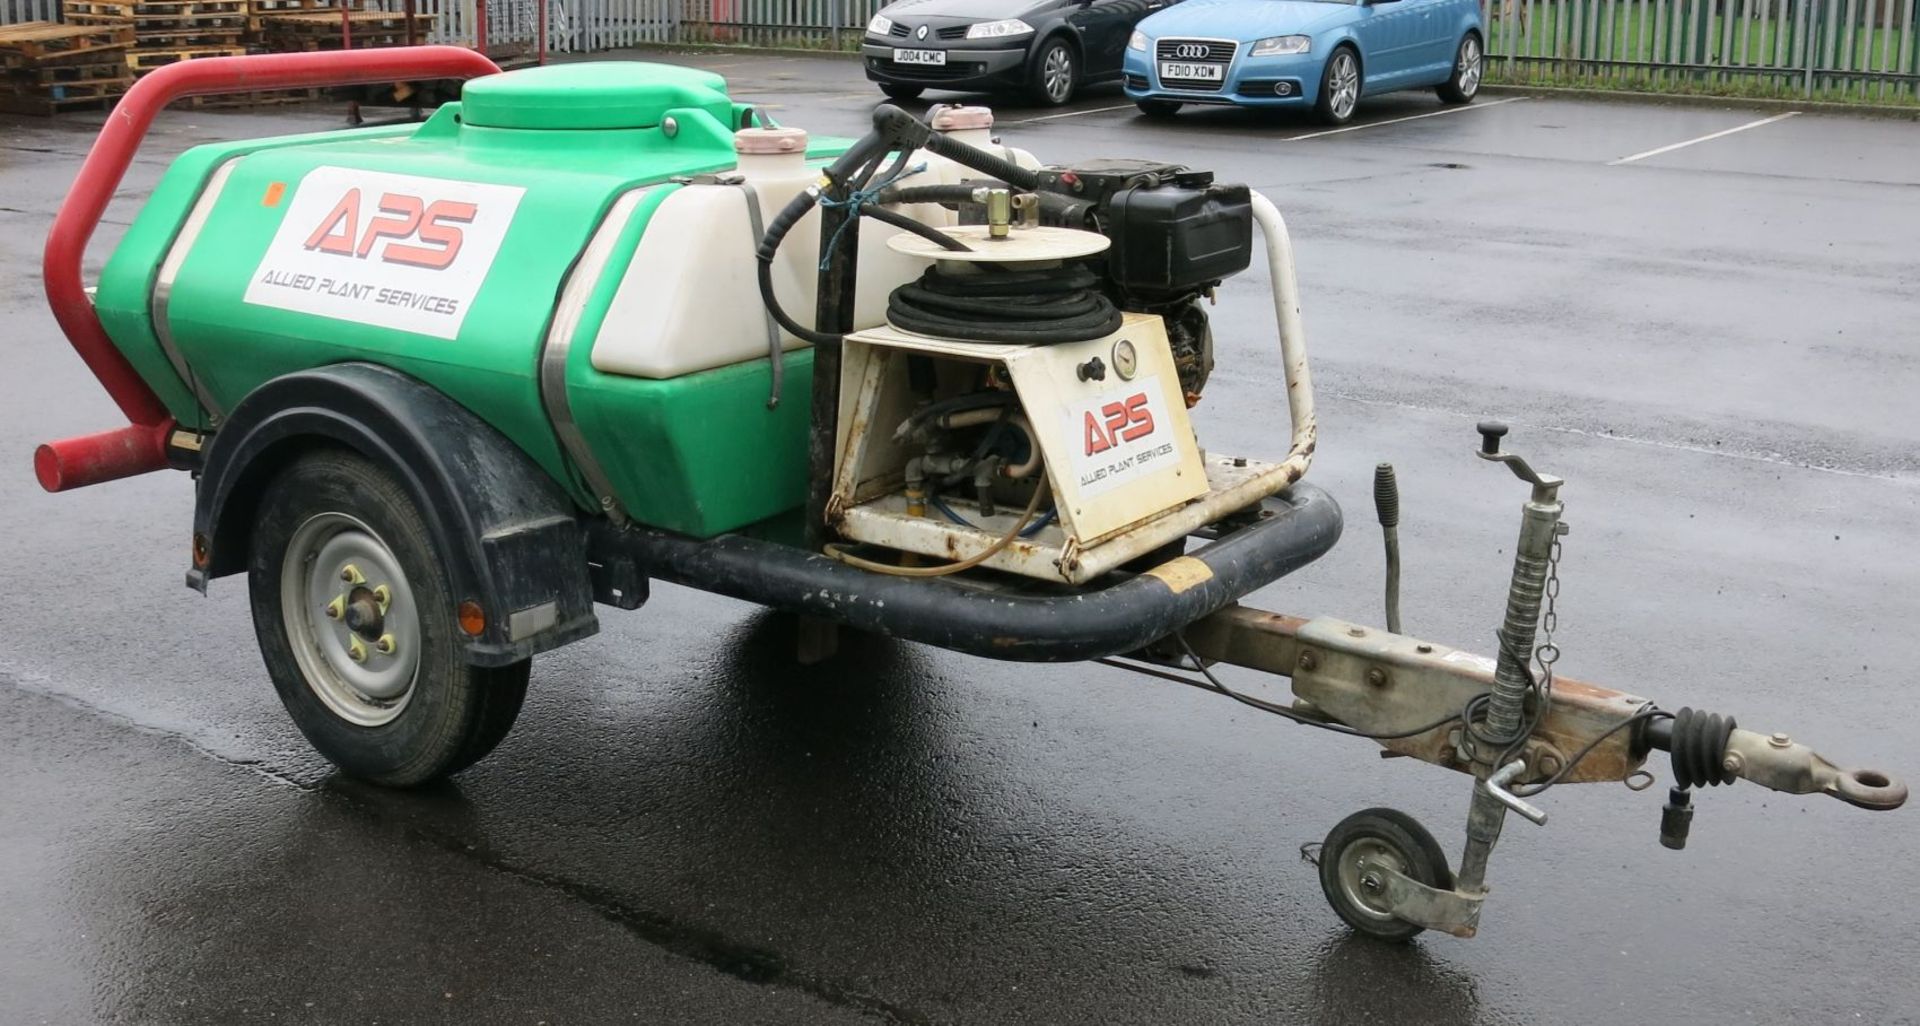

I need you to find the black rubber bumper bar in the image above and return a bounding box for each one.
[591,483,1343,663]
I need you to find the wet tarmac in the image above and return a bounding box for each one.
[2,52,1917,1025]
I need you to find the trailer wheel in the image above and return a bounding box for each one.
[1318,807,1453,942]
[247,450,529,787]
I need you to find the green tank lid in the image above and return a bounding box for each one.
[460,62,733,130]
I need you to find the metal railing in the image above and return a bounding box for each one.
[1480,0,1919,100]
[676,0,877,48]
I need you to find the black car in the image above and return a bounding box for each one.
[863,0,1172,106]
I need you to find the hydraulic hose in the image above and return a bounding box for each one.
[885,264,1121,344]
[826,477,1051,578]
[862,204,971,254]
[754,103,1043,348]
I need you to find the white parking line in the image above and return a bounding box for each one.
[1286,96,1526,140]
[1003,103,1139,125]
[1607,111,1801,165]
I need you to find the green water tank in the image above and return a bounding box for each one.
[93,62,842,537]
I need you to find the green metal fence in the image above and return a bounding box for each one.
[1480,0,1919,100]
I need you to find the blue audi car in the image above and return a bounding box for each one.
[1123,0,1484,125]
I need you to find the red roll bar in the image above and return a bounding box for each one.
[36,46,501,493]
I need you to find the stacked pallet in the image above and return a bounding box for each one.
[0,0,435,115]
[64,1,251,78]
[254,5,433,53]
[0,20,135,115]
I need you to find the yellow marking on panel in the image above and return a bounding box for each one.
[1144,556,1213,595]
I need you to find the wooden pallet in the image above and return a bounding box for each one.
[7,74,130,97]
[256,10,433,30]
[61,0,139,17]
[257,10,435,49]
[134,28,250,45]
[0,90,120,114]
[126,43,248,70]
[172,85,318,107]
[66,4,252,32]
[250,0,362,10]
[11,55,129,82]
[0,22,136,67]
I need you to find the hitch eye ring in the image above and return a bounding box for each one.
[1831,767,1907,811]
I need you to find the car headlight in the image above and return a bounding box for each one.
[1250,34,1312,56]
[966,18,1034,39]
[867,13,893,34]
[1128,30,1148,52]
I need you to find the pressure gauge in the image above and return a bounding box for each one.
[1112,338,1138,380]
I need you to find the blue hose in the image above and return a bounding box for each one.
[930,493,1057,538]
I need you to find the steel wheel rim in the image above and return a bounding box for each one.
[1459,37,1482,95]
[1330,53,1358,119]
[1336,837,1406,924]
[1043,45,1072,101]
[280,512,422,728]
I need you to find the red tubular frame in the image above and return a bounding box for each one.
[37,46,500,493]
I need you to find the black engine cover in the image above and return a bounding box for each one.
[1046,159,1254,298]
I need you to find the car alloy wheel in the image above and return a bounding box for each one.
[1328,51,1358,121]
[1457,35,1482,97]
[1041,43,1074,104]
[1438,33,1482,104]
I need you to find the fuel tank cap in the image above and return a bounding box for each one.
[460,61,733,130]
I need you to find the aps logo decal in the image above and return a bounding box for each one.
[244,166,526,340]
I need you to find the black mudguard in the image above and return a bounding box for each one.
[188,363,599,667]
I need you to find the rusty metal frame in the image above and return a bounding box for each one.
[1178,598,1906,936]
[1185,606,1654,785]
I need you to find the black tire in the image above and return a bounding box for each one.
[880,83,924,102]
[247,449,530,787]
[1028,37,1078,106]
[1436,32,1483,104]
[1317,807,1454,942]
[1314,45,1361,126]
[1135,99,1182,118]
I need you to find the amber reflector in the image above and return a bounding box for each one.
[457,600,486,636]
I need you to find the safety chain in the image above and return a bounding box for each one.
[1534,532,1565,698]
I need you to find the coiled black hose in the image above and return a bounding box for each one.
[887,264,1122,344]
[754,104,1040,348]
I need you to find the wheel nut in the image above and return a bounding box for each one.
[1298,651,1318,672]
[1723,752,1745,775]
[375,633,396,656]
[348,636,368,663]
[324,596,345,620]
[341,564,365,585]
[1769,732,1792,749]
[1361,872,1383,894]
[1365,668,1389,688]
[372,585,391,613]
